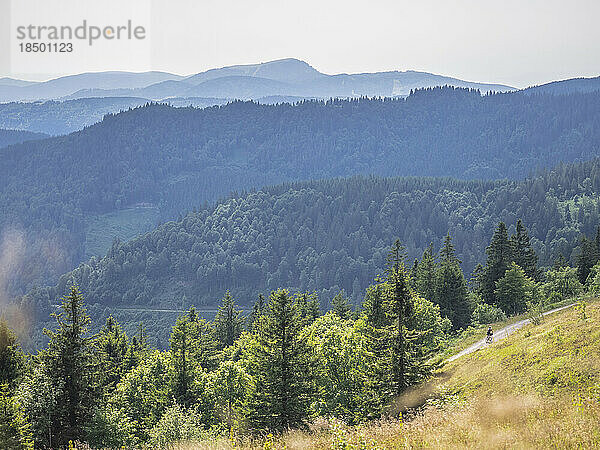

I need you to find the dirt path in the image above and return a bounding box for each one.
[446,303,576,363]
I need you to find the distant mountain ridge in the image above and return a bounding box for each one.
[524,75,600,95]
[0,58,515,103]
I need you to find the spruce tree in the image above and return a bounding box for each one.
[434,234,471,329]
[170,306,217,406]
[386,240,412,394]
[414,243,437,302]
[40,285,96,446]
[330,291,352,320]
[214,291,244,349]
[482,222,512,305]
[576,235,600,283]
[248,294,265,331]
[245,289,313,432]
[95,316,129,395]
[510,219,538,280]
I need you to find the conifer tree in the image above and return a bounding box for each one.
[170,306,217,406]
[330,290,352,320]
[214,291,244,349]
[362,281,388,328]
[39,285,96,446]
[95,316,130,395]
[482,222,512,305]
[434,234,471,329]
[386,240,412,394]
[510,219,538,279]
[248,294,265,331]
[414,243,437,302]
[245,289,314,432]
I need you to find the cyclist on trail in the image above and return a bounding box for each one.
[486,325,493,343]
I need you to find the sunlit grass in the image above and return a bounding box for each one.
[177,298,600,449]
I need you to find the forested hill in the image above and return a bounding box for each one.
[2,87,600,295]
[24,158,600,329]
[0,129,48,148]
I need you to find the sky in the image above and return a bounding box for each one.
[2,0,600,88]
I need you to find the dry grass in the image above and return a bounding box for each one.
[176,300,600,449]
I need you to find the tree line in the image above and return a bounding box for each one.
[3,224,599,447]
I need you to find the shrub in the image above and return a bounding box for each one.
[471,303,506,326]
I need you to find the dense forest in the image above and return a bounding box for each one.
[17,157,600,346]
[0,129,48,149]
[0,98,151,135]
[3,221,598,446]
[1,87,600,295]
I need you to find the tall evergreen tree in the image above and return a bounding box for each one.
[95,316,130,395]
[330,291,352,320]
[386,240,412,394]
[434,234,471,329]
[414,243,437,302]
[39,285,96,446]
[510,219,538,279]
[576,233,600,283]
[482,222,513,305]
[214,292,244,349]
[170,306,216,406]
[248,294,265,331]
[245,289,314,432]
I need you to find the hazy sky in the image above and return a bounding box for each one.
[3,0,600,87]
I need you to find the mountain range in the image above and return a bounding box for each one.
[1,87,599,299]
[0,59,514,104]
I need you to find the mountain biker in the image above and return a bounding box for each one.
[486,325,493,343]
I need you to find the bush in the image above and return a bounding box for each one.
[149,404,210,447]
[471,303,506,326]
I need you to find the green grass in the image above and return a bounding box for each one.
[184,298,600,449]
[84,206,160,259]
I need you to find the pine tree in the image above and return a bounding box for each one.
[510,219,538,279]
[330,291,352,320]
[414,243,437,302]
[245,289,314,432]
[482,222,513,305]
[40,285,96,446]
[214,291,244,349]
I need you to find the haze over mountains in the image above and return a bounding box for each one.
[1,58,598,136]
[2,86,600,301]
[0,59,515,104]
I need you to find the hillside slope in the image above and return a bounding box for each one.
[3,88,600,295]
[237,299,600,449]
[22,159,600,330]
[0,129,48,148]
